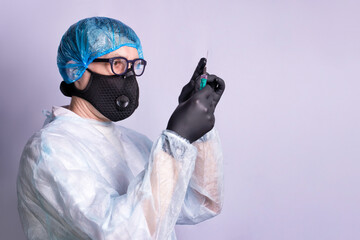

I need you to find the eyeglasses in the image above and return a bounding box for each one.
[92,57,147,76]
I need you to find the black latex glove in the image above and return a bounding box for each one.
[167,74,225,143]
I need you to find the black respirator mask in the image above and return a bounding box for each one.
[60,68,139,122]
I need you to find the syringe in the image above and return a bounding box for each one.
[200,66,207,90]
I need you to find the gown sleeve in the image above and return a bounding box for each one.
[176,128,224,225]
[19,128,198,240]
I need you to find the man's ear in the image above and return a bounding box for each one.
[74,70,91,90]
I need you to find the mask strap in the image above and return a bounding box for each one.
[86,68,94,74]
[60,81,75,97]
[60,68,97,97]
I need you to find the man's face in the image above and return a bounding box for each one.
[72,46,140,121]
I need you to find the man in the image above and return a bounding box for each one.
[17,17,225,240]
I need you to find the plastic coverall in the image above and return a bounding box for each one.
[17,106,224,240]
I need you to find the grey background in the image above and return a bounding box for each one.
[1,0,359,239]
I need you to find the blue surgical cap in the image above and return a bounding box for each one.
[57,17,143,84]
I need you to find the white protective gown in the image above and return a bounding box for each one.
[17,106,224,240]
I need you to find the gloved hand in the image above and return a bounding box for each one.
[167,59,225,143]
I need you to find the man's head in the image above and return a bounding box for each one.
[57,17,143,83]
[57,17,145,122]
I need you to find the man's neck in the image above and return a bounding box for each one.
[69,96,110,122]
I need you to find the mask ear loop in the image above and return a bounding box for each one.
[60,81,73,97]
[86,68,94,74]
[60,69,95,97]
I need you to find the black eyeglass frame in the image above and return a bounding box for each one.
[92,57,147,76]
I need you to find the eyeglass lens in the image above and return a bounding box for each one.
[133,59,146,76]
[112,58,146,76]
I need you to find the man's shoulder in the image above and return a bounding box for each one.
[23,116,90,155]
[22,121,73,155]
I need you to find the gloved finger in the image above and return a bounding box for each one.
[205,74,217,89]
[213,76,226,98]
[194,75,202,92]
[190,58,207,82]
[206,74,225,104]
[178,80,196,103]
[206,74,225,92]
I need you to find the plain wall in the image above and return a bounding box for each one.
[1,0,359,239]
